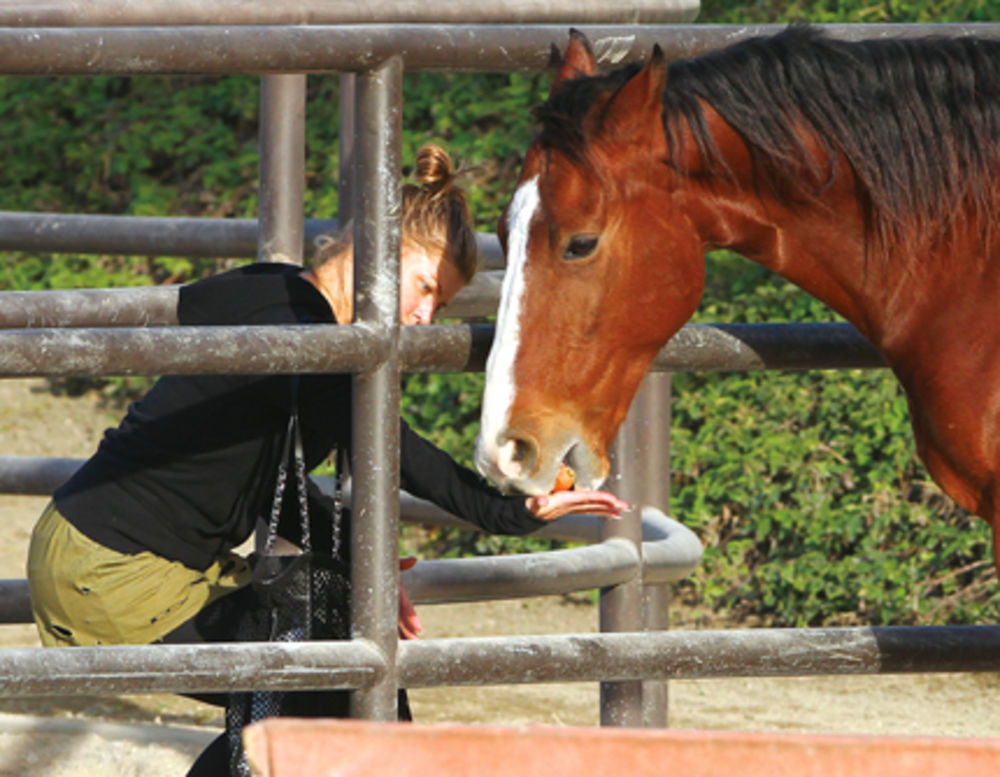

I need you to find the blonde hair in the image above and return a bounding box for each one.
[315,144,477,283]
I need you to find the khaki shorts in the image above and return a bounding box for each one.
[27,502,252,647]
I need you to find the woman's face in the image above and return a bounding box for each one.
[399,239,466,325]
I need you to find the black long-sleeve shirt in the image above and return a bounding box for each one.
[54,263,543,571]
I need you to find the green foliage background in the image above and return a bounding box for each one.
[3,0,999,625]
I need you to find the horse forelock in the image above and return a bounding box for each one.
[534,64,641,163]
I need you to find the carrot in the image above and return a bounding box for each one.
[553,462,576,492]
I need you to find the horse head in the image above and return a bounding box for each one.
[476,31,706,495]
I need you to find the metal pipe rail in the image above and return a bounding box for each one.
[0,625,998,698]
[0,24,998,76]
[0,0,699,27]
[0,211,323,260]
[0,212,506,270]
[0,640,385,697]
[0,324,387,376]
[0,321,885,377]
[389,502,706,589]
[407,540,641,604]
[0,581,31,624]
[0,286,182,329]
[0,272,504,328]
[0,456,81,495]
[399,625,1000,687]
[402,514,702,603]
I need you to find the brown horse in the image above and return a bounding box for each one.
[475,27,1000,569]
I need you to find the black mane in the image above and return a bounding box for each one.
[537,26,1000,248]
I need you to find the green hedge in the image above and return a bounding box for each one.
[671,256,1000,626]
[2,2,999,625]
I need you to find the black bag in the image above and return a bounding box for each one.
[225,398,350,777]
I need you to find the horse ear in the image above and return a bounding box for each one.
[550,29,596,94]
[601,45,669,142]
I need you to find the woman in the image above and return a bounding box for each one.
[27,144,627,771]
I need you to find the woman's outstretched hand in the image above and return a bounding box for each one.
[525,490,630,522]
[398,556,423,640]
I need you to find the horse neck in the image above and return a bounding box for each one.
[679,166,888,338]
[669,107,994,358]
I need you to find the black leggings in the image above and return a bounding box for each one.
[160,587,411,777]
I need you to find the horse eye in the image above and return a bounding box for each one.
[563,235,599,260]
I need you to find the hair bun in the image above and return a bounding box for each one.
[414,144,455,199]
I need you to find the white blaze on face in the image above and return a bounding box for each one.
[476,176,540,484]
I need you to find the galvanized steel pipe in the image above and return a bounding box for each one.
[0,286,180,329]
[400,509,703,601]
[0,580,32,624]
[404,539,639,604]
[0,456,80,496]
[0,25,998,76]
[0,625,997,698]
[0,212,505,270]
[0,324,383,376]
[0,0,699,27]
[653,322,885,372]
[0,211,325,259]
[398,625,1000,688]
[602,408,647,725]
[616,373,673,725]
[257,74,306,265]
[349,57,404,721]
[0,640,384,697]
[0,270,494,329]
[0,270,501,330]
[390,504,704,595]
[338,74,357,225]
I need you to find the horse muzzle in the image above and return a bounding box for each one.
[475,427,608,496]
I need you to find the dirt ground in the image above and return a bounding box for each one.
[1,377,999,776]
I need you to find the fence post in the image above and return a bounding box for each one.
[349,56,404,721]
[254,73,308,553]
[601,403,644,726]
[338,74,356,226]
[258,74,306,265]
[603,372,673,727]
[634,373,673,727]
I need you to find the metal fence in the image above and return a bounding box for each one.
[2,10,1000,737]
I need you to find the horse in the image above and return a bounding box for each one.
[475,26,1000,571]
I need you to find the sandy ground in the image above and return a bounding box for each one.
[1,377,999,776]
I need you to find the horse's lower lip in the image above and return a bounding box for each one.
[561,444,588,487]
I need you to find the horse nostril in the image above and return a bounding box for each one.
[497,435,538,480]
